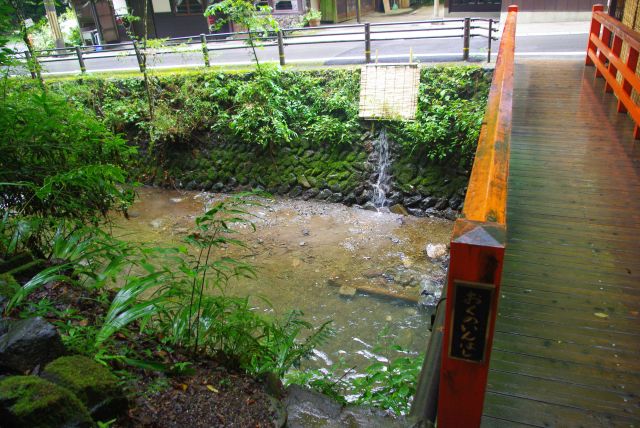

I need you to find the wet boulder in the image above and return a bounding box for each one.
[425,243,448,260]
[355,189,372,205]
[389,204,409,216]
[302,188,319,200]
[285,385,407,428]
[420,196,438,210]
[387,191,402,206]
[403,195,423,207]
[343,192,357,205]
[327,193,343,203]
[338,285,357,297]
[288,186,303,198]
[448,195,463,210]
[434,198,449,210]
[407,208,425,217]
[0,317,66,374]
[317,189,333,200]
[419,278,443,307]
[362,201,378,212]
[42,355,126,421]
[443,208,458,221]
[0,376,93,428]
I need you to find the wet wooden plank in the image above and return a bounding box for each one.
[482,60,640,426]
[483,391,640,427]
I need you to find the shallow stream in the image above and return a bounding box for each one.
[113,187,453,371]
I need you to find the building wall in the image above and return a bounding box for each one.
[154,13,208,37]
[443,0,603,22]
[499,0,603,23]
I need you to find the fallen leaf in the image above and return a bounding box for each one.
[180,384,188,391]
[594,312,609,319]
[206,385,219,393]
[630,311,639,317]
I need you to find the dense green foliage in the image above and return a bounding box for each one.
[0,89,136,225]
[46,65,488,169]
[389,66,490,168]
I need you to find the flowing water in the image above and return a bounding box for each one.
[371,128,392,209]
[112,187,453,371]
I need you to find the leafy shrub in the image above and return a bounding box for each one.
[0,88,136,224]
[387,66,491,169]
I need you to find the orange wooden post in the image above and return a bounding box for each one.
[618,47,639,113]
[586,4,604,66]
[605,35,623,92]
[437,220,506,428]
[595,25,612,78]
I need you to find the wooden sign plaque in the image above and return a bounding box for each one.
[448,280,495,363]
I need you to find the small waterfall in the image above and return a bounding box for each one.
[371,127,391,208]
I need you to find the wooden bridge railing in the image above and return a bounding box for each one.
[586,4,640,138]
[436,5,517,427]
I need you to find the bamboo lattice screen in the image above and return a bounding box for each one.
[358,64,420,121]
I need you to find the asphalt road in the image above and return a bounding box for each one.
[26,31,588,75]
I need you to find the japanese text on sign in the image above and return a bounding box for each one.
[449,281,494,363]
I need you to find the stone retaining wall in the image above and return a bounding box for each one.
[151,129,467,220]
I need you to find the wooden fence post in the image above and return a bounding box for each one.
[364,23,371,64]
[463,17,471,61]
[75,46,86,73]
[586,4,604,66]
[437,221,506,428]
[277,30,286,66]
[487,19,493,63]
[200,34,210,67]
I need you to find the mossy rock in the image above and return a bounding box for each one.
[42,356,126,422]
[0,375,93,428]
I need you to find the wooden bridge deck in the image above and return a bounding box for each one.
[481,60,640,427]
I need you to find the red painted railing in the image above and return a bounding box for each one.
[436,5,517,428]
[586,4,640,138]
